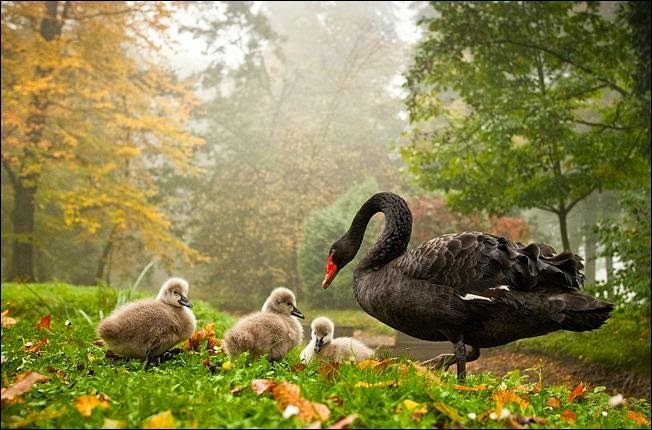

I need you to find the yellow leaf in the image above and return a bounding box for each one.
[402,399,428,421]
[492,389,530,413]
[454,383,488,391]
[354,380,398,389]
[142,410,176,429]
[75,394,110,417]
[222,361,233,370]
[1,310,17,328]
[102,418,127,429]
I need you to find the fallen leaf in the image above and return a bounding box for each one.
[251,379,276,395]
[317,361,340,382]
[568,381,586,403]
[546,396,560,409]
[506,414,546,429]
[1,372,49,406]
[221,360,233,370]
[202,358,216,374]
[328,414,358,429]
[102,418,127,429]
[35,315,52,331]
[230,385,243,396]
[402,399,428,421]
[142,410,176,428]
[454,383,488,392]
[272,382,330,422]
[433,401,463,423]
[75,394,110,417]
[560,409,576,423]
[626,410,650,426]
[184,323,215,351]
[354,380,398,388]
[492,389,530,413]
[2,310,17,328]
[23,337,48,353]
[291,363,307,373]
[357,358,395,373]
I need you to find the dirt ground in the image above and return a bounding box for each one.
[354,330,651,402]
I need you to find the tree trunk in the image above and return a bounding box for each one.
[583,195,597,284]
[6,2,66,282]
[558,204,571,251]
[8,181,37,282]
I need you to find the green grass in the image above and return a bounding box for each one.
[512,306,651,376]
[1,283,650,429]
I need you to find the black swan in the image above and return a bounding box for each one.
[321,192,613,380]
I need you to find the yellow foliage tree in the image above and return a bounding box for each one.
[1,1,205,282]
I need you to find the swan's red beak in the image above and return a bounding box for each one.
[321,254,338,289]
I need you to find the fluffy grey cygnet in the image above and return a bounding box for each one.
[300,316,374,364]
[222,287,304,361]
[96,277,196,360]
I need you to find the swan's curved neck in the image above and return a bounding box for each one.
[347,192,412,271]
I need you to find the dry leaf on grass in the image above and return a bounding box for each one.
[546,396,560,409]
[291,363,307,373]
[142,410,176,428]
[433,401,463,423]
[75,394,110,417]
[251,379,276,395]
[354,380,398,389]
[35,315,52,331]
[506,414,546,429]
[454,384,488,392]
[492,389,530,413]
[184,323,221,353]
[626,410,650,426]
[317,361,341,382]
[102,417,127,429]
[23,337,49,354]
[328,414,358,429]
[272,382,330,423]
[1,310,17,328]
[568,381,586,403]
[560,409,576,423]
[357,358,395,373]
[1,371,49,407]
[401,399,429,421]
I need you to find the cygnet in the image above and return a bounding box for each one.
[97,277,196,361]
[222,287,304,361]
[300,316,374,364]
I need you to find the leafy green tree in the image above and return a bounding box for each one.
[402,2,648,251]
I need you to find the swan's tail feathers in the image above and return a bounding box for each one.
[550,293,614,332]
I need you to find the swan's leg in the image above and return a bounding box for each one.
[422,345,480,371]
[454,341,467,381]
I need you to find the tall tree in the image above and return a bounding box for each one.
[402,1,648,251]
[1,2,204,282]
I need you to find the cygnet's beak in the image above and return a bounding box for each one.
[178,295,193,308]
[290,305,304,319]
[314,337,324,352]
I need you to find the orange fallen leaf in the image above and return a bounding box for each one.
[1,372,49,406]
[74,394,110,417]
[317,361,340,382]
[142,410,176,428]
[291,363,307,373]
[546,396,560,409]
[454,383,488,391]
[184,323,217,351]
[357,358,395,373]
[568,381,586,403]
[328,414,358,429]
[24,337,48,353]
[560,409,576,423]
[1,310,17,328]
[272,382,330,422]
[35,315,52,331]
[433,401,463,422]
[492,389,530,413]
[251,379,276,395]
[626,410,650,426]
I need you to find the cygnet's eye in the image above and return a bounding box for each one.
[173,291,179,295]
[287,302,292,306]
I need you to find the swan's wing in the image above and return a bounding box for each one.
[395,232,583,293]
